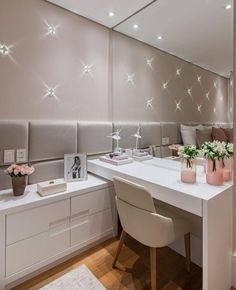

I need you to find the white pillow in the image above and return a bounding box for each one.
[180,124,204,146]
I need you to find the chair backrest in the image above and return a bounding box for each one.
[113,176,156,213]
[113,176,175,248]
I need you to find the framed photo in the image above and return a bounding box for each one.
[64,153,87,182]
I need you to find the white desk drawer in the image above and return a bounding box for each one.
[71,187,114,217]
[71,208,113,247]
[6,199,70,245]
[6,218,70,277]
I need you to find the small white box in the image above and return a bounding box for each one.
[37,179,67,197]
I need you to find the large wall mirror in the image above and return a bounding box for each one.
[111,0,233,123]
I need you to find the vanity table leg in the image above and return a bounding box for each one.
[202,188,233,290]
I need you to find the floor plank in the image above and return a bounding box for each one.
[11,236,235,290]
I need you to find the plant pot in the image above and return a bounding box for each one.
[223,157,233,182]
[181,158,196,184]
[206,159,223,186]
[12,176,26,196]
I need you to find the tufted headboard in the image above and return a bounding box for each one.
[0,120,232,190]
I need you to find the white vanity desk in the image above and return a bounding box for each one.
[0,174,117,290]
[88,157,233,290]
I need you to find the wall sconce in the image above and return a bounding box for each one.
[0,44,10,56]
[47,87,56,97]
[83,64,92,74]
[205,92,210,100]
[213,81,217,88]
[175,100,182,111]
[146,57,154,69]
[197,75,202,83]
[127,74,135,85]
[187,88,192,96]
[176,68,182,76]
[162,82,168,89]
[146,98,153,109]
[48,25,57,35]
[213,107,217,113]
[197,104,202,113]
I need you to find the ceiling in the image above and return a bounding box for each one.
[47,0,233,78]
[46,0,154,28]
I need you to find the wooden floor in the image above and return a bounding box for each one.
[12,236,235,290]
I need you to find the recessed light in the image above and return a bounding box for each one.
[108,11,115,17]
[157,35,163,40]
[133,24,139,29]
[225,4,232,9]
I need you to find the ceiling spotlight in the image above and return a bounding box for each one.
[225,4,232,9]
[108,11,115,17]
[133,24,139,29]
[157,36,163,40]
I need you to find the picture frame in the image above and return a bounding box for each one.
[64,153,87,182]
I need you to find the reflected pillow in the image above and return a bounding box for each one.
[180,124,204,146]
[212,127,228,142]
[196,128,212,148]
[222,128,233,143]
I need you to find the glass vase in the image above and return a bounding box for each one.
[181,158,196,184]
[223,157,233,182]
[206,159,223,186]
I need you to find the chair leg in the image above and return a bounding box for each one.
[150,247,157,290]
[184,232,191,273]
[112,230,127,268]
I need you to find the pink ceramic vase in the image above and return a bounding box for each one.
[181,158,196,184]
[206,159,223,186]
[223,157,233,182]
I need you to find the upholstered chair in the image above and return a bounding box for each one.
[112,176,191,290]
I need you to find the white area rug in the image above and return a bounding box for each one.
[40,264,106,290]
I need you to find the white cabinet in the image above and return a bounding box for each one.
[2,184,116,287]
[6,200,70,276]
[71,188,115,247]
[6,199,70,245]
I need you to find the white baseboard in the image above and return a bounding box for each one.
[232,251,236,287]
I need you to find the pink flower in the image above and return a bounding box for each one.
[5,164,35,177]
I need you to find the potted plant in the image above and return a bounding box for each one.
[201,141,226,185]
[178,145,198,183]
[223,142,233,181]
[5,164,35,196]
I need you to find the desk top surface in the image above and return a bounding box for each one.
[88,157,233,201]
[0,174,111,214]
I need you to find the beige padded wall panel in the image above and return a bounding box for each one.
[29,122,77,162]
[140,122,161,148]
[28,160,64,184]
[0,167,12,190]
[161,146,172,158]
[161,123,178,145]
[113,122,140,149]
[77,122,112,155]
[0,121,28,166]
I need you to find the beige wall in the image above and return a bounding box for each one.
[112,32,229,122]
[0,0,111,121]
[0,0,230,123]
